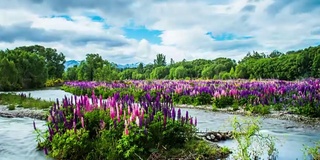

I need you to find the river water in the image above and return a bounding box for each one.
[0,89,319,160]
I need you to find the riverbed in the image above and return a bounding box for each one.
[0,88,319,160]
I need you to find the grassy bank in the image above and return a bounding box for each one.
[0,93,54,110]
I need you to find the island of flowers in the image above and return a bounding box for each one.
[34,91,231,160]
[62,79,320,117]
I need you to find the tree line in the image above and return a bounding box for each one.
[1,44,319,91]
[63,45,320,81]
[0,45,65,91]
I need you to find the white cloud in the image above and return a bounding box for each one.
[0,0,319,64]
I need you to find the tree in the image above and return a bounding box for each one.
[150,66,169,79]
[174,66,187,79]
[85,54,104,81]
[170,58,175,65]
[154,53,166,67]
[137,63,144,74]
[268,50,284,58]
[0,58,19,90]
[312,54,320,78]
[63,65,78,81]
[15,45,66,78]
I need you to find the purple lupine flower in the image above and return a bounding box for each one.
[44,147,48,155]
[113,120,117,128]
[185,111,189,122]
[177,109,181,120]
[163,114,167,128]
[171,107,176,121]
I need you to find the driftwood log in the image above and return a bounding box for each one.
[197,131,233,142]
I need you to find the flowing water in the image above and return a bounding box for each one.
[0,89,319,160]
[0,117,49,160]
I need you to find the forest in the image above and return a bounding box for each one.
[64,45,320,81]
[0,44,319,91]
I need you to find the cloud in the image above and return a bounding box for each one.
[266,0,320,15]
[0,0,319,64]
[241,4,256,12]
[0,22,63,43]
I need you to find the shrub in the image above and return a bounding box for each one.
[34,93,227,160]
[7,104,16,110]
[213,96,234,108]
[231,117,278,160]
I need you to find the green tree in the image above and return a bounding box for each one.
[174,66,187,79]
[16,45,65,78]
[85,54,104,81]
[0,58,19,90]
[150,66,169,79]
[137,63,144,74]
[154,53,166,67]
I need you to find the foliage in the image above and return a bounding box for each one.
[60,45,320,82]
[231,117,279,160]
[45,78,64,87]
[0,93,53,109]
[213,96,234,108]
[303,140,320,160]
[0,45,66,91]
[34,92,229,160]
[7,104,16,110]
[62,79,320,117]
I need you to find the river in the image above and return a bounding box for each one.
[0,88,319,160]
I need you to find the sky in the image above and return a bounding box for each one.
[0,0,319,64]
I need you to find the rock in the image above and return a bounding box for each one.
[198,131,233,142]
[0,106,47,120]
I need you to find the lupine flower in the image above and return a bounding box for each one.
[81,117,85,128]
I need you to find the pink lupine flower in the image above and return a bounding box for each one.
[135,116,140,127]
[125,126,129,135]
[81,117,85,128]
[124,120,129,135]
[116,103,120,121]
[100,120,106,130]
[221,89,226,96]
[213,92,221,98]
[47,115,52,122]
[110,107,116,119]
[99,95,103,108]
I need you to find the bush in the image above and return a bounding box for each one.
[45,78,64,87]
[34,93,229,160]
[213,96,234,108]
[7,104,16,110]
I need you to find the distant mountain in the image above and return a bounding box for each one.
[64,60,144,70]
[116,62,141,69]
[64,60,81,70]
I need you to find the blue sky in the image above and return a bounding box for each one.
[0,0,319,64]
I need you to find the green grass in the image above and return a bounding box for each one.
[7,104,16,110]
[0,93,54,109]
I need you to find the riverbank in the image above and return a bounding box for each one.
[175,104,320,129]
[0,105,47,120]
[2,102,320,130]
